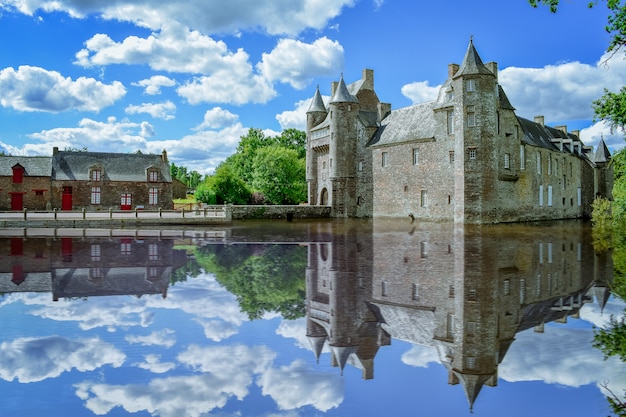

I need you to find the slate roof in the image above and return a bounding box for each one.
[369,102,436,147]
[51,151,172,182]
[594,137,611,163]
[307,86,327,113]
[454,39,493,78]
[330,75,358,103]
[0,156,52,177]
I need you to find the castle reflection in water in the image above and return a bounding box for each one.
[304,220,613,410]
[0,221,615,412]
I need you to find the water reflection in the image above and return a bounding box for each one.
[0,221,623,416]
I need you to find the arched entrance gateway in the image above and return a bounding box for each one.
[319,188,328,205]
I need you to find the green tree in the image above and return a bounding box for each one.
[196,164,250,204]
[228,128,272,184]
[251,145,307,205]
[275,128,307,159]
[194,244,307,320]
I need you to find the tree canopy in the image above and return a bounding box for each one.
[196,128,307,205]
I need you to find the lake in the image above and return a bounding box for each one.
[0,219,624,416]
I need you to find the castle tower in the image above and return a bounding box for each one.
[328,75,360,217]
[306,86,328,205]
[451,39,499,223]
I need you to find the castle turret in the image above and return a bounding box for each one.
[451,39,499,223]
[306,86,328,202]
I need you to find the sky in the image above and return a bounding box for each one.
[1,0,625,175]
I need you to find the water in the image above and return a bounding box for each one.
[0,219,624,416]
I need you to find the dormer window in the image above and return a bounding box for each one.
[466,79,476,92]
[148,170,159,182]
[91,169,102,181]
[12,165,24,184]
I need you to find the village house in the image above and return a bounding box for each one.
[306,40,613,223]
[0,148,173,211]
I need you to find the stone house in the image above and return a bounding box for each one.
[0,148,173,211]
[0,156,52,211]
[306,40,613,223]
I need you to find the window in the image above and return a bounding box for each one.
[149,243,159,261]
[412,283,419,300]
[449,285,455,298]
[149,187,159,205]
[467,288,477,302]
[420,190,428,207]
[466,357,476,369]
[412,148,419,165]
[504,153,510,169]
[420,241,428,258]
[468,148,477,160]
[466,79,476,92]
[547,185,553,206]
[539,185,544,206]
[91,244,101,262]
[91,187,101,204]
[503,279,510,295]
[520,145,525,170]
[537,153,542,174]
[466,105,476,127]
[148,170,159,182]
[91,169,101,181]
[121,241,132,255]
[381,152,389,167]
[381,281,388,296]
[548,154,552,175]
[12,165,23,184]
[449,151,455,163]
[447,110,454,134]
[358,161,363,171]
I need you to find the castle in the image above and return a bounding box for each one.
[305,40,613,223]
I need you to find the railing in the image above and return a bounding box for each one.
[0,206,227,221]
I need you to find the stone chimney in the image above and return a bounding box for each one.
[448,63,460,78]
[53,146,58,155]
[377,102,392,122]
[161,149,168,162]
[534,116,545,126]
[362,68,374,90]
[571,129,580,138]
[331,81,338,97]
[555,125,567,134]
[486,62,498,81]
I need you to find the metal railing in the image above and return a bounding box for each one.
[0,206,227,221]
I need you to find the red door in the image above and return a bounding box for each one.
[10,193,24,211]
[121,193,132,210]
[62,186,73,211]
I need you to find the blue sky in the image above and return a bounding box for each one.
[1,0,625,175]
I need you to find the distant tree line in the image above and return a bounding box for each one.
[170,163,203,191]
[195,128,307,205]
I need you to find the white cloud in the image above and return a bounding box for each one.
[193,318,240,342]
[177,69,276,105]
[258,37,344,89]
[125,329,177,348]
[0,336,125,383]
[499,52,626,122]
[258,359,344,412]
[132,354,176,374]
[580,120,625,153]
[400,80,440,104]
[7,0,357,36]
[400,344,440,368]
[125,100,176,120]
[276,95,330,131]
[133,75,176,95]
[0,65,125,112]
[194,107,239,130]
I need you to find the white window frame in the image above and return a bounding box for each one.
[504,153,510,169]
[381,152,389,167]
[466,105,476,127]
[520,145,525,170]
[412,148,419,166]
[91,186,101,205]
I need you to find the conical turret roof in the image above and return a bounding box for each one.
[307,85,327,113]
[455,38,493,78]
[330,74,358,104]
[594,137,611,163]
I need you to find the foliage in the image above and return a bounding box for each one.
[170,162,203,190]
[196,164,250,204]
[198,127,307,205]
[251,145,307,205]
[594,86,626,132]
[194,243,307,320]
[529,0,626,54]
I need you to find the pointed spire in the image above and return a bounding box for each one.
[330,74,358,104]
[329,345,358,375]
[307,336,327,363]
[455,38,493,78]
[307,85,327,113]
[594,135,611,163]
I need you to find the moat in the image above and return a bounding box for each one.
[1,219,624,416]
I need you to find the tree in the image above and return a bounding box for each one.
[196,164,250,204]
[594,86,626,132]
[251,145,307,205]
